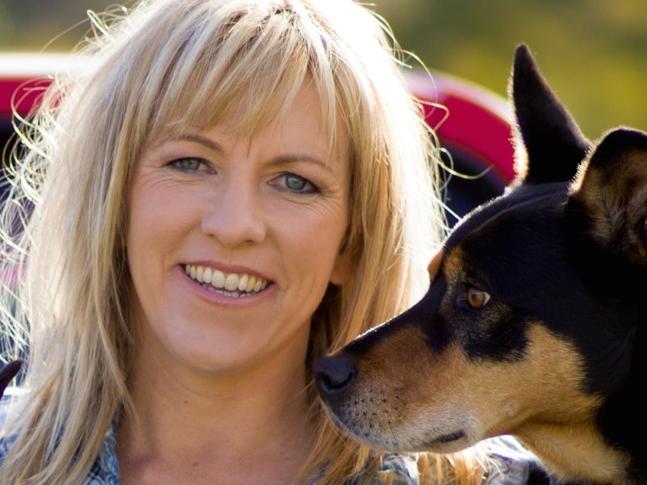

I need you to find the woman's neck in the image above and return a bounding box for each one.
[117,329,316,484]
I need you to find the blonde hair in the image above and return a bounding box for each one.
[0,1,485,483]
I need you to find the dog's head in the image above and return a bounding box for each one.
[314,45,647,454]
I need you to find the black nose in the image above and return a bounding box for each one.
[313,355,357,396]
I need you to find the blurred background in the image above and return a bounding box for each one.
[0,0,645,139]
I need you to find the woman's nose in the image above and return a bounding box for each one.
[200,181,266,248]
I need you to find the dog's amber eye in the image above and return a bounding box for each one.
[467,288,491,309]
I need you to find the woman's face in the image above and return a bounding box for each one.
[126,83,351,374]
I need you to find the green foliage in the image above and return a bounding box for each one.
[372,0,647,137]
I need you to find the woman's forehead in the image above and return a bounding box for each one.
[148,79,348,163]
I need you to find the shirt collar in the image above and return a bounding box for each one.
[85,411,121,484]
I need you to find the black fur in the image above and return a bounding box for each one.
[0,360,21,399]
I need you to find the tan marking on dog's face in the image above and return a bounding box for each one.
[427,249,444,281]
[329,324,466,451]
[442,246,465,281]
[334,322,604,455]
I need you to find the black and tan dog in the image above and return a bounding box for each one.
[314,45,647,484]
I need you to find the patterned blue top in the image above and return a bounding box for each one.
[0,395,550,484]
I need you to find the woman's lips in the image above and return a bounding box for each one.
[182,263,270,294]
[177,265,274,306]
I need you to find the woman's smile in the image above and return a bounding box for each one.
[183,263,270,296]
[177,263,275,306]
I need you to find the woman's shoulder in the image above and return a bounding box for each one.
[0,431,17,463]
[480,436,555,485]
[378,454,419,484]
[0,390,21,462]
[344,453,419,485]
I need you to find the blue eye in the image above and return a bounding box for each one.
[168,157,210,172]
[277,173,319,194]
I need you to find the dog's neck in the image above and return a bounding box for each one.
[515,421,631,484]
[516,323,647,485]
[592,322,647,484]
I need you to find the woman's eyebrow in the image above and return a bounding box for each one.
[167,133,334,173]
[272,154,333,174]
[170,133,224,153]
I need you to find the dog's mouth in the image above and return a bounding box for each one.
[435,430,466,444]
[424,429,468,451]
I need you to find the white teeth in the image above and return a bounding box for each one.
[203,267,212,285]
[238,274,248,291]
[245,276,256,292]
[184,264,269,295]
[212,270,225,288]
[254,278,263,292]
[224,274,238,291]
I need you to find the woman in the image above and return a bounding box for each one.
[0,0,543,483]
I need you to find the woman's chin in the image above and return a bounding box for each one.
[169,344,261,376]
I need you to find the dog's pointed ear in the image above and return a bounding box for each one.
[510,44,591,185]
[571,128,647,265]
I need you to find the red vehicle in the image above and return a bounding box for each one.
[0,53,515,224]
